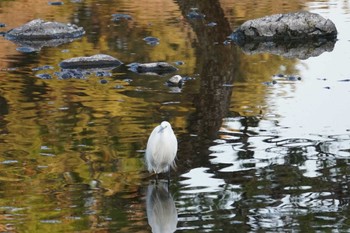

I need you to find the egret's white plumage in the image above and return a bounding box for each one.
[145,121,177,175]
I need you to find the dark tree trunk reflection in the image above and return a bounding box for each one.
[176,1,241,169]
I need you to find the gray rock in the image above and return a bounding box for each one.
[4,19,85,51]
[59,54,123,69]
[167,75,183,86]
[230,11,337,43]
[5,19,85,40]
[128,62,178,75]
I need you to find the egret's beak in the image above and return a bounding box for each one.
[158,125,167,133]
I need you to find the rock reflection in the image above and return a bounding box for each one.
[146,182,178,233]
[234,40,336,60]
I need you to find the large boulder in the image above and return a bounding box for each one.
[4,19,85,51]
[5,19,85,40]
[229,11,337,59]
[230,11,337,43]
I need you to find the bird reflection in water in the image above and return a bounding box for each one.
[146,182,178,233]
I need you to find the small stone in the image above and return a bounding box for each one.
[174,61,185,66]
[95,71,111,77]
[143,36,159,46]
[99,79,108,84]
[167,75,183,86]
[112,14,132,21]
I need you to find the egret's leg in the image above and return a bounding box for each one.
[167,165,171,184]
[155,173,159,184]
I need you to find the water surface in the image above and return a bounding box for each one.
[0,0,350,232]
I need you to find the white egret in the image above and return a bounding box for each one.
[145,121,178,181]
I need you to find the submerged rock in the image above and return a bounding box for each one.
[230,11,337,43]
[112,14,132,21]
[128,62,178,75]
[229,11,337,59]
[55,69,85,79]
[5,19,85,51]
[59,54,122,69]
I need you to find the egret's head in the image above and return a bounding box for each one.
[159,121,171,132]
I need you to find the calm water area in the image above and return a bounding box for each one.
[1,0,350,232]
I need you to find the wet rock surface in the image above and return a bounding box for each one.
[229,11,337,59]
[167,75,183,87]
[59,54,122,69]
[128,62,178,75]
[230,11,337,43]
[5,19,85,40]
[4,19,85,51]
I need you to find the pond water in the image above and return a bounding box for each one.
[0,0,350,232]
